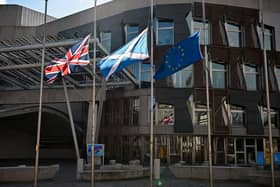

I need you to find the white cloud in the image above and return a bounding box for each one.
[0,0,7,5]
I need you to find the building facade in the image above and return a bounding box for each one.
[0,0,280,167]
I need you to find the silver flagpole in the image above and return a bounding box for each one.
[202,0,213,187]
[62,78,81,178]
[91,0,97,187]
[150,0,154,187]
[259,0,275,186]
[34,0,48,186]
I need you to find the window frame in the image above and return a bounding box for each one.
[192,19,211,45]
[155,18,174,46]
[260,106,278,128]
[224,21,242,48]
[274,65,280,91]
[193,104,211,126]
[256,24,273,50]
[100,31,112,53]
[229,105,245,127]
[172,65,193,88]
[243,64,258,91]
[124,24,139,43]
[209,61,227,89]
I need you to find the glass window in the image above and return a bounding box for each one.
[156,19,174,46]
[172,65,193,88]
[158,104,175,125]
[261,107,277,128]
[257,26,272,50]
[275,66,280,91]
[243,64,258,91]
[230,105,245,126]
[210,61,226,88]
[194,104,210,126]
[100,31,111,53]
[193,20,210,45]
[132,63,151,83]
[125,25,139,43]
[225,22,241,47]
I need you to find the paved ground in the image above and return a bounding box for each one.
[0,160,266,187]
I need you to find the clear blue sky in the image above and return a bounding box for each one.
[0,0,112,18]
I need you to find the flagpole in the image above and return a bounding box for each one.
[62,78,81,178]
[149,0,154,186]
[91,0,97,187]
[34,0,47,186]
[202,0,213,187]
[259,1,275,186]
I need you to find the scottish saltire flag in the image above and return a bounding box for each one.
[45,34,91,84]
[98,28,149,80]
[154,32,203,80]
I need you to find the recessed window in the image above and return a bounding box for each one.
[156,19,174,46]
[125,25,139,43]
[243,64,258,91]
[230,105,245,127]
[193,20,210,45]
[100,31,111,53]
[158,104,175,125]
[225,22,241,47]
[275,66,280,91]
[210,61,226,88]
[257,26,272,50]
[172,65,193,88]
[261,107,277,128]
[194,104,210,126]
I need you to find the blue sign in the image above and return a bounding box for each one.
[87,144,104,157]
[256,152,264,166]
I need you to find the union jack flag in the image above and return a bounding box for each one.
[45,34,91,84]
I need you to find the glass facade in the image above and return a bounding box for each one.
[125,25,139,43]
[100,31,112,53]
[225,23,241,47]
[210,62,226,88]
[172,65,193,88]
[156,20,174,46]
[243,64,258,91]
[257,26,272,50]
[193,20,210,45]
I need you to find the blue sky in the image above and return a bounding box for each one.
[0,0,112,18]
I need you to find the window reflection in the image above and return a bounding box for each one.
[193,20,210,45]
[172,65,193,88]
[158,104,175,125]
[257,26,272,50]
[210,62,226,88]
[225,23,241,47]
[243,64,257,91]
[125,25,139,43]
[100,31,111,52]
[156,19,174,46]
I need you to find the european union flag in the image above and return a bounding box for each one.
[154,32,203,80]
[98,28,149,80]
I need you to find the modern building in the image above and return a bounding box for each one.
[0,0,280,169]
